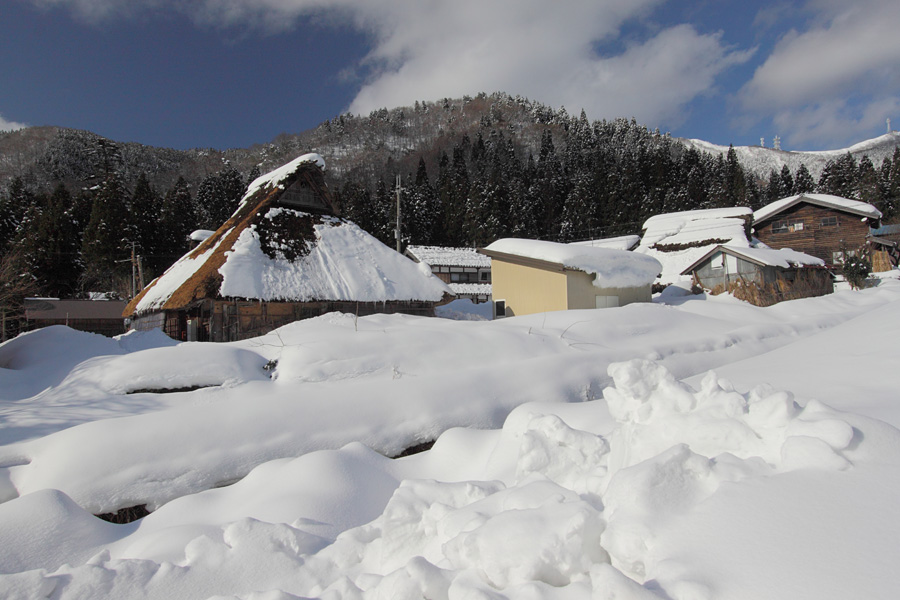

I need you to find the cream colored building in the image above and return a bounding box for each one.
[479,239,661,318]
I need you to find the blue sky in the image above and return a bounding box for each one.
[2,0,899,152]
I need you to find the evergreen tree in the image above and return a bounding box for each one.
[16,184,81,297]
[880,148,900,221]
[779,164,794,197]
[156,176,195,274]
[81,175,133,296]
[129,173,161,263]
[857,155,881,209]
[794,163,815,194]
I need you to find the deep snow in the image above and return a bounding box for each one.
[2,277,900,599]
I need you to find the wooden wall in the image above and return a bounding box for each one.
[755,203,873,265]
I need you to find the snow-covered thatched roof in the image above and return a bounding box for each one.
[754,194,882,224]
[481,238,661,288]
[681,245,826,275]
[125,155,449,317]
[405,246,491,268]
[635,207,753,285]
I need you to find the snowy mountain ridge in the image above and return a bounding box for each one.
[680,132,900,180]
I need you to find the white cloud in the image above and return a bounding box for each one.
[27,0,752,129]
[739,0,900,146]
[0,114,28,132]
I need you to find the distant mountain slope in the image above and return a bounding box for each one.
[2,91,898,195]
[680,132,900,180]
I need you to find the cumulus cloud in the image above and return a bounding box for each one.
[27,0,751,129]
[0,114,29,132]
[740,0,900,146]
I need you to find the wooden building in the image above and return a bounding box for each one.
[124,154,450,342]
[753,194,882,266]
[404,246,492,304]
[25,298,127,337]
[479,239,661,318]
[681,245,833,306]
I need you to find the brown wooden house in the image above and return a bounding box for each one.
[124,154,450,342]
[753,194,882,267]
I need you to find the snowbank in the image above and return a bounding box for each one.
[3,281,900,598]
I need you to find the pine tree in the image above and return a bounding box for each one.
[16,184,81,297]
[794,163,815,194]
[81,175,132,296]
[156,176,195,274]
[129,173,161,263]
[779,164,794,197]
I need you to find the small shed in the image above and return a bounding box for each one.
[479,239,661,318]
[25,298,127,337]
[124,154,450,341]
[681,245,833,306]
[404,245,492,303]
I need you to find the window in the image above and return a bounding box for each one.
[711,252,725,269]
[479,271,491,282]
[772,219,804,234]
[494,300,507,319]
[821,216,838,227]
[832,251,845,265]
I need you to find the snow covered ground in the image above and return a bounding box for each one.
[2,277,900,599]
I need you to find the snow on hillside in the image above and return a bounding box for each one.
[681,131,900,179]
[2,278,900,599]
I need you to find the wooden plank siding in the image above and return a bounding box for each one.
[754,203,872,265]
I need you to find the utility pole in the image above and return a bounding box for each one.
[394,174,403,253]
[130,242,137,299]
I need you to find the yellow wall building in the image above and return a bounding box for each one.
[480,239,661,318]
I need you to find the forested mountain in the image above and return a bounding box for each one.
[2,91,900,323]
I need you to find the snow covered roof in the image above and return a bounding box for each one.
[640,207,752,249]
[754,194,882,224]
[482,238,661,288]
[635,207,753,285]
[681,244,826,275]
[448,282,492,296]
[405,245,491,268]
[568,235,640,251]
[125,156,449,316]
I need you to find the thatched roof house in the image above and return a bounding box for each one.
[125,154,450,341]
[635,207,753,285]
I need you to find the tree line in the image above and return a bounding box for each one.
[337,116,900,249]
